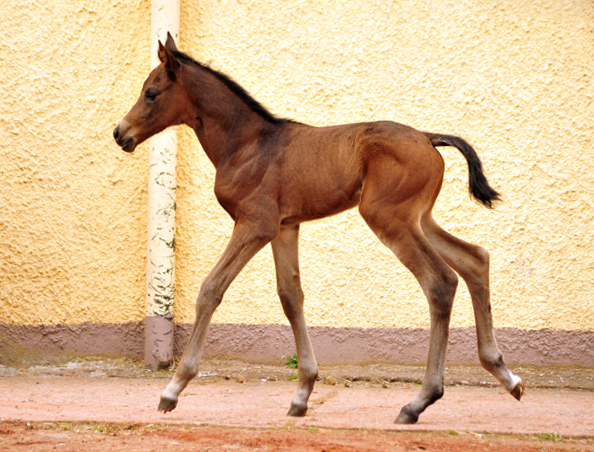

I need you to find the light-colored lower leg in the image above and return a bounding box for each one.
[158,301,215,412]
[271,225,318,417]
[159,222,275,412]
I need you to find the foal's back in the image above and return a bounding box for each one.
[273,120,442,225]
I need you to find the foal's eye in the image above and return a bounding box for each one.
[145,90,159,101]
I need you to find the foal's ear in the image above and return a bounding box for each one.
[165,32,178,52]
[158,41,180,80]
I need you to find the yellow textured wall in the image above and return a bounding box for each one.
[1,0,593,333]
[0,0,151,324]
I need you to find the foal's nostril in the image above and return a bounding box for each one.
[113,125,120,142]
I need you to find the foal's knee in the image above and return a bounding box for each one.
[479,349,505,373]
[196,279,224,314]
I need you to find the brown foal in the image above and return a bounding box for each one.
[113,34,524,424]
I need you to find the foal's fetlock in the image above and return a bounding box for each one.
[302,368,318,388]
[479,352,524,401]
[479,351,504,374]
[158,394,178,413]
[427,386,444,405]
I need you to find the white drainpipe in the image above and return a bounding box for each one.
[145,0,180,370]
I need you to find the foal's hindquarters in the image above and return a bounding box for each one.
[356,127,523,423]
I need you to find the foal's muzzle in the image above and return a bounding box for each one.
[113,123,137,153]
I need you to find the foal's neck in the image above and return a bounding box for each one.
[182,65,277,168]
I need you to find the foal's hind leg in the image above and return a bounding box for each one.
[422,217,524,399]
[271,224,318,416]
[158,220,277,413]
[369,224,458,424]
[359,149,461,424]
[360,206,459,423]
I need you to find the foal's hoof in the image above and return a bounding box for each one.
[158,395,178,413]
[395,407,418,425]
[510,379,525,401]
[287,402,308,417]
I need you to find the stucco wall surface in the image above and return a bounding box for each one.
[1,0,593,336]
[0,0,151,325]
[174,0,594,330]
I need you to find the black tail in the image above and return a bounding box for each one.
[427,133,501,209]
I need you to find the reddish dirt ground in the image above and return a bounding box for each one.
[1,357,594,451]
[2,420,593,452]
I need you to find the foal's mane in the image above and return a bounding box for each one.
[172,50,288,126]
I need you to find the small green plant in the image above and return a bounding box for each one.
[448,430,459,436]
[57,423,72,431]
[289,375,298,381]
[285,354,298,368]
[538,433,564,442]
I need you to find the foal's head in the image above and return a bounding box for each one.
[113,34,189,153]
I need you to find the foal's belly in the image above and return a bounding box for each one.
[280,184,362,225]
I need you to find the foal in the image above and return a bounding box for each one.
[114,34,523,424]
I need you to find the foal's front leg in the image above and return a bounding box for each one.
[158,220,276,412]
[271,224,318,416]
